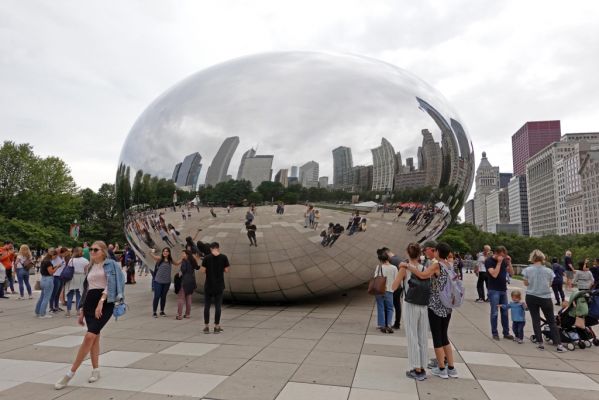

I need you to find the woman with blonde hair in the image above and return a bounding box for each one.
[522,249,565,352]
[63,247,89,317]
[55,241,125,390]
[15,244,34,299]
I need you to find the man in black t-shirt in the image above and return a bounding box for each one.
[486,246,514,341]
[564,250,574,290]
[200,242,230,334]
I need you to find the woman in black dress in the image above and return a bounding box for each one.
[55,241,125,390]
[176,250,200,319]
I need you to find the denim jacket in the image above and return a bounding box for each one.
[80,259,125,309]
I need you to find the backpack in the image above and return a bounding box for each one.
[438,263,465,309]
[60,260,75,282]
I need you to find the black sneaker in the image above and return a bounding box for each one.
[406,369,427,381]
[203,326,210,334]
[504,334,515,340]
[385,326,394,334]
[393,322,400,330]
[214,326,223,334]
[492,335,500,341]
[537,344,545,351]
[160,312,166,317]
[153,313,158,318]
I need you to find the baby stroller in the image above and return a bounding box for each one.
[531,290,599,350]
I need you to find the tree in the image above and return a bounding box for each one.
[256,181,285,202]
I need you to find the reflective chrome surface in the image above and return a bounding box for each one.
[118,51,474,302]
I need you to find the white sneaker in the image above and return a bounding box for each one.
[55,374,72,390]
[38,315,53,319]
[89,369,100,383]
[431,366,449,379]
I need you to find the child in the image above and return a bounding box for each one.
[499,290,527,343]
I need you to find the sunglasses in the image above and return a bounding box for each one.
[90,248,101,252]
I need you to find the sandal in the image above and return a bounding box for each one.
[176,315,182,320]
[183,315,190,319]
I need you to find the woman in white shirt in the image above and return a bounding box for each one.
[374,248,397,333]
[15,244,34,299]
[64,247,89,317]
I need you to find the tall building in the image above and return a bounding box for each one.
[464,199,475,225]
[175,152,203,190]
[371,138,397,192]
[405,158,415,172]
[172,162,182,182]
[394,170,426,190]
[486,188,510,233]
[239,155,273,190]
[473,152,499,231]
[353,165,373,192]
[580,148,599,233]
[499,173,513,189]
[332,146,353,190]
[290,166,298,178]
[237,148,257,180]
[205,136,239,187]
[274,169,289,188]
[508,175,529,236]
[420,129,442,187]
[299,161,319,188]
[512,120,561,176]
[318,176,329,188]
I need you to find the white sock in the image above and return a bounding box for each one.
[66,370,74,378]
[92,368,100,372]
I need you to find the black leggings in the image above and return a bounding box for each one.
[204,292,224,325]
[393,287,402,326]
[477,271,488,300]
[526,294,561,345]
[153,282,169,313]
[552,283,565,303]
[428,309,451,348]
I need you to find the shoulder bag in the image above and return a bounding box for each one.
[404,264,431,306]
[367,265,387,295]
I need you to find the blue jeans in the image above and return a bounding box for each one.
[6,269,15,292]
[50,276,63,310]
[152,282,170,313]
[35,276,54,316]
[66,289,81,311]
[489,289,509,336]
[512,321,525,340]
[376,292,394,327]
[17,268,32,297]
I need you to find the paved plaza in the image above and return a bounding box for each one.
[1,266,599,399]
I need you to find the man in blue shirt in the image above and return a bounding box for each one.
[485,246,514,341]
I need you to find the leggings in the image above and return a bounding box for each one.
[428,309,452,348]
[204,292,223,325]
[476,271,488,300]
[526,294,561,345]
[153,282,170,313]
[392,287,402,326]
[552,283,565,303]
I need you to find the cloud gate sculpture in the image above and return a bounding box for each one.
[118,51,474,302]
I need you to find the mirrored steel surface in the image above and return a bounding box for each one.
[118,51,474,302]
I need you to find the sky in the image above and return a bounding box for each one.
[2,0,599,194]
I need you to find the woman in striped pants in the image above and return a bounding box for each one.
[392,243,430,381]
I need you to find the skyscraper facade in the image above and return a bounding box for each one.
[508,175,529,236]
[499,173,513,189]
[318,176,329,188]
[172,162,182,182]
[580,149,599,233]
[237,148,257,180]
[274,169,289,187]
[332,146,353,190]
[464,199,475,225]
[512,120,561,177]
[299,161,319,188]
[486,188,510,233]
[420,129,442,187]
[239,155,273,190]
[473,152,499,231]
[290,166,298,178]
[371,137,397,192]
[205,136,239,187]
[176,152,203,190]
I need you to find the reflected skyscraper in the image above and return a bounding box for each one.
[176,152,203,190]
[237,148,257,180]
[239,154,274,190]
[274,169,289,187]
[172,162,182,182]
[299,161,319,188]
[205,136,240,187]
[420,129,442,187]
[332,146,353,190]
[371,138,397,192]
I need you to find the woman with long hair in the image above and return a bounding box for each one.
[149,247,181,318]
[15,244,34,299]
[35,249,58,318]
[55,241,125,390]
[64,247,89,317]
[176,250,200,319]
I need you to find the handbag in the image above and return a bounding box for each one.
[404,264,431,306]
[34,280,41,291]
[367,265,387,295]
[23,258,35,271]
[113,301,128,320]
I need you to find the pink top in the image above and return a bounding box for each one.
[87,263,107,290]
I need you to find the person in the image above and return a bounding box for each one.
[327,223,345,247]
[573,260,594,290]
[64,247,88,317]
[348,212,361,235]
[0,261,6,299]
[405,242,458,379]
[201,242,230,334]
[522,249,565,352]
[246,221,258,247]
[391,243,430,381]
[313,210,320,231]
[176,250,200,320]
[498,290,527,343]
[185,236,200,256]
[564,250,574,290]
[475,245,491,302]
[245,209,255,224]
[159,226,175,247]
[35,249,58,317]
[107,244,118,261]
[486,246,514,341]
[0,241,16,294]
[551,257,566,305]
[591,258,599,289]
[383,248,402,330]
[374,248,397,333]
[167,224,182,245]
[321,223,334,246]
[15,244,34,299]
[149,248,181,317]
[55,241,125,390]
[454,253,464,280]
[304,205,314,228]
[50,247,67,313]
[421,241,437,269]
[82,242,90,261]
[210,207,217,218]
[124,246,137,284]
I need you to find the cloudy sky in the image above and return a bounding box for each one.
[2,0,598,194]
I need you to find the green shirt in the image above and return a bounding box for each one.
[82,247,90,261]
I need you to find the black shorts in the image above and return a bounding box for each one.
[83,289,114,335]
